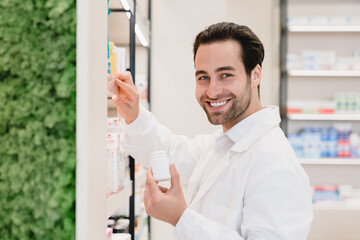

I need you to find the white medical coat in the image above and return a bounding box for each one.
[122,105,313,240]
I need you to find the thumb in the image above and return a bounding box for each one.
[170,164,181,189]
[112,94,123,106]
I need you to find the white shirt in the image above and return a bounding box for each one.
[196,108,270,203]
[122,105,313,240]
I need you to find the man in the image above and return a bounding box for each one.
[109,22,313,240]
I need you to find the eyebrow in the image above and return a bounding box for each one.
[195,66,236,76]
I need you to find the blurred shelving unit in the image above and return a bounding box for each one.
[135,168,147,189]
[288,69,360,77]
[280,0,360,239]
[288,25,360,32]
[287,113,360,121]
[76,0,151,240]
[310,201,360,240]
[107,181,133,218]
[299,158,360,165]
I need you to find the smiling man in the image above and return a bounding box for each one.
[110,22,313,240]
[195,39,261,131]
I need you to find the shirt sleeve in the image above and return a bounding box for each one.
[173,208,244,240]
[173,169,312,240]
[120,105,201,188]
[173,161,313,240]
[240,167,313,240]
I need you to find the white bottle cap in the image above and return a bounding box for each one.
[151,150,171,182]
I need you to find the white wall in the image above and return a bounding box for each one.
[151,0,280,138]
[150,0,280,239]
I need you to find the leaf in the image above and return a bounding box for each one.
[0,0,76,238]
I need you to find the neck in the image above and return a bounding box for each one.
[222,98,262,132]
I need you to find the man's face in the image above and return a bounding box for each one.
[194,40,252,130]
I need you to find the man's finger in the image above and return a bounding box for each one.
[112,94,124,106]
[115,79,138,100]
[146,168,162,199]
[158,185,169,194]
[170,164,181,190]
[113,71,135,87]
[115,78,136,94]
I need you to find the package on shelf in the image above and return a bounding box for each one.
[350,133,360,158]
[108,217,131,235]
[286,51,360,71]
[309,16,329,26]
[336,56,360,71]
[287,99,335,114]
[350,17,360,26]
[302,50,336,70]
[135,74,149,110]
[135,187,149,240]
[107,118,129,197]
[111,200,129,218]
[354,49,360,59]
[113,218,130,234]
[312,185,340,203]
[107,227,113,240]
[312,184,360,204]
[287,16,310,26]
[328,16,351,26]
[109,42,117,75]
[287,92,360,114]
[302,127,324,159]
[107,133,120,195]
[108,219,116,228]
[109,41,127,75]
[114,46,126,73]
[339,185,360,203]
[335,123,352,158]
[288,124,360,158]
[112,233,131,240]
[287,16,359,27]
[335,92,360,114]
[286,53,301,71]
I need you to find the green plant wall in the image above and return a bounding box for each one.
[0,0,76,239]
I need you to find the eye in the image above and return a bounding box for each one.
[197,75,209,81]
[221,73,233,78]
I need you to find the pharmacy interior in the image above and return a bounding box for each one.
[94,0,360,239]
[1,0,360,240]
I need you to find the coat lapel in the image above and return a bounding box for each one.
[189,151,231,205]
[188,106,281,206]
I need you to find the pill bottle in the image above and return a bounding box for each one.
[112,233,131,240]
[151,150,171,182]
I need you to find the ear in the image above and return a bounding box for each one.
[251,64,262,89]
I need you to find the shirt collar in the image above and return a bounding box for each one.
[225,107,272,143]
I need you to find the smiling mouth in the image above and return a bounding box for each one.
[207,99,231,108]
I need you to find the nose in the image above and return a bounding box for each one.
[206,79,222,99]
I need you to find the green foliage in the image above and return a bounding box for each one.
[0,0,76,239]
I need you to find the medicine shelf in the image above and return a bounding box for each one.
[288,70,360,77]
[108,1,149,47]
[310,201,360,240]
[107,180,133,218]
[108,99,116,109]
[135,168,147,189]
[313,201,360,211]
[287,113,360,121]
[109,0,134,13]
[288,25,360,33]
[299,158,360,165]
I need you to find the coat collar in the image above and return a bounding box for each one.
[189,106,281,206]
[230,105,281,153]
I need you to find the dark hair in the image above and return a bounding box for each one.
[193,22,264,77]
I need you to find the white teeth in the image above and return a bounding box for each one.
[210,100,227,107]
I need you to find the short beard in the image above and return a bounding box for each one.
[201,81,252,126]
